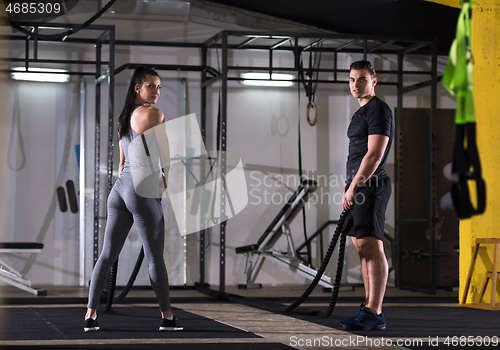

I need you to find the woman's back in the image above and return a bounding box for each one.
[122,105,169,198]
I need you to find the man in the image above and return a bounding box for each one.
[340,60,394,331]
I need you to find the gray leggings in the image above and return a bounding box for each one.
[87,170,171,311]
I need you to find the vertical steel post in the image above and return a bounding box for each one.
[334,51,338,82]
[429,38,438,294]
[269,49,273,77]
[199,44,208,286]
[33,27,37,60]
[294,37,300,79]
[79,76,86,286]
[25,33,29,70]
[107,29,115,199]
[93,42,102,267]
[396,52,404,287]
[219,32,228,292]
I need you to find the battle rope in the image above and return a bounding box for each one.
[101,248,144,311]
[286,209,349,317]
[195,210,350,318]
[104,259,117,313]
[443,0,486,219]
[115,248,145,302]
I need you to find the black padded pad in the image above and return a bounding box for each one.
[235,244,259,254]
[0,242,44,249]
[235,179,317,254]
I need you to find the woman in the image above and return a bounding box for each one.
[84,66,182,332]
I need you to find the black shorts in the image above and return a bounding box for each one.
[343,176,392,241]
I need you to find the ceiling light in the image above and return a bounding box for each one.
[239,72,295,87]
[11,67,70,83]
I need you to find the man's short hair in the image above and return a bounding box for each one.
[350,60,376,79]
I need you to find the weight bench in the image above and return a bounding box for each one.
[236,179,335,289]
[0,242,47,296]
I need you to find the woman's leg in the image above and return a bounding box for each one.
[131,196,171,313]
[86,189,134,314]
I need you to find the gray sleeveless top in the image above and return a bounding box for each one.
[121,104,162,170]
[120,104,143,173]
[120,105,163,198]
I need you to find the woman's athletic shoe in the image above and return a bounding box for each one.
[159,316,183,331]
[83,318,100,332]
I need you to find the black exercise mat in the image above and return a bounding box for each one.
[2,307,260,341]
[290,305,500,338]
[3,296,220,306]
[2,293,459,306]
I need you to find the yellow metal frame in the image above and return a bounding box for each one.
[461,238,500,310]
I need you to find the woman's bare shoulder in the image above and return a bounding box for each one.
[131,106,164,133]
[135,105,163,119]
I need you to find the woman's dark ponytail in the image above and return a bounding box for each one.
[118,66,159,140]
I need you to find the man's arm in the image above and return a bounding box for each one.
[342,134,389,210]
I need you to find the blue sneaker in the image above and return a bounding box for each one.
[341,307,386,331]
[339,303,365,325]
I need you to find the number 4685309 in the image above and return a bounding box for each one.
[5,2,61,14]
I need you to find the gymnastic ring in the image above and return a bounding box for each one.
[306,101,317,126]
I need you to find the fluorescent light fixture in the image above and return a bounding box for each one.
[11,67,70,83]
[240,72,295,87]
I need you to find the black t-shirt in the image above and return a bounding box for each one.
[346,96,394,185]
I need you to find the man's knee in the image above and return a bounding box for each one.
[356,237,384,257]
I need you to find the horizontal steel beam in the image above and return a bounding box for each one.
[0,57,108,65]
[228,65,432,75]
[399,76,443,94]
[114,63,220,76]
[227,77,398,86]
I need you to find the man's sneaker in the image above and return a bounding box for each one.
[159,316,183,331]
[341,307,386,331]
[83,318,100,332]
[339,303,366,326]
